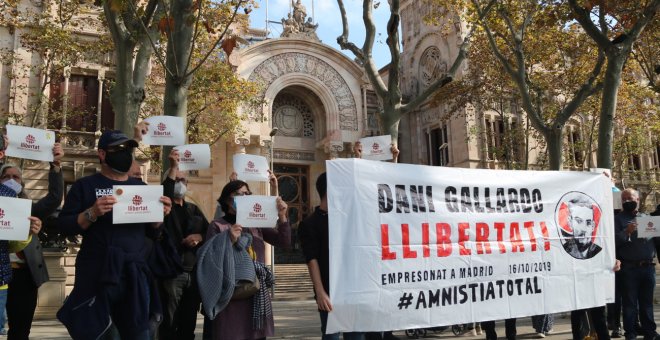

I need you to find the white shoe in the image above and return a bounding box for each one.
[536,332,546,338]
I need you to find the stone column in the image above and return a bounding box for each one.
[96,71,105,133]
[60,68,71,145]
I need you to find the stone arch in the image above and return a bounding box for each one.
[248,52,358,131]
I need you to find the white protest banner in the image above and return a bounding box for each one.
[359,135,393,161]
[0,197,32,241]
[235,195,278,228]
[5,125,55,162]
[326,158,615,333]
[175,144,211,171]
[112,185,163,224]
[590,168,622,210]
[141,116,185,146]
[233,154,270,182]
[636,216,660,238]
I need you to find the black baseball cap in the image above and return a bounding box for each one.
[97,130,138,150]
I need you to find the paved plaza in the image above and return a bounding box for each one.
[22,298,660,339]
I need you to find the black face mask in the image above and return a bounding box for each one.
[622,201,637,212]
[105,150,133,174]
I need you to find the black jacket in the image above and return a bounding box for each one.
[24,167,64,287]
[162,177,208,271]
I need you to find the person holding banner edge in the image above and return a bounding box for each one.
[56,127,173,340]
[354,139,400,340]
[299,172,364,340]
[615,188,658,340]
[203,176,290,339]
[0,142,63,340]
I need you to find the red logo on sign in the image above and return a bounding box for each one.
[157,122,167,131]
[247,161,255,169]
[0,208,4,219]
[132,195,143,206]
[26,135,35,144]
[372,142,380,151]
[184,150,192,158]
[253,203,262,213]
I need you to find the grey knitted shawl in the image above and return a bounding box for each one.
[196,230,256,320]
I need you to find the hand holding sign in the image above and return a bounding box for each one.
[5,125,56,162]
[0,197,33,241]
[141,116,185,146]
[175,144,211,171]
[233,154,269,182]
[235,195,279,228]
[636,216,660,238]
[28,216,42,235]
[359,135,393,161]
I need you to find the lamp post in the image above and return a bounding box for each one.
[268,127,278,296]
[438,142,448,166]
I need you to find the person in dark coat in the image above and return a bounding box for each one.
[157,149,208,340]
[0,143,64,340]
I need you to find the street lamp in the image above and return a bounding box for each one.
[438,143,448,166]
[268,127,278,296]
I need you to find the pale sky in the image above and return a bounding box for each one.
[248,0,392,68]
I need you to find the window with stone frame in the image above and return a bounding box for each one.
[483,114,523,164]
[652,142,660,169]
[48,74,115,132]
[426,124,449,166]
[566,124,584,167]
[628,154,642,171]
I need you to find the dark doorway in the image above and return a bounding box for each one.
[274,164,309,264]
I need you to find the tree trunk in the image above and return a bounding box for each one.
[162,0,194,169]
[596,52,626,170]
[110,40,143,134]
[546,128,564,171]
[381,107,401,145]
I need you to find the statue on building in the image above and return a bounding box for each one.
[280,0,320,41]
[282,13,300,35]
[303,17,318,33]
[292,0,307,26]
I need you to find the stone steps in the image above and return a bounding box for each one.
[273,263,315,301]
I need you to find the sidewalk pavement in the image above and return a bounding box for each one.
[23,299,660,339]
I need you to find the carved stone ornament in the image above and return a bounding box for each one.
[273,150,315,161]
[248,53,358,131]
[418,47,447,89]
[273,94,314,137]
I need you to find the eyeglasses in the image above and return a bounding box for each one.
[233,190,252,196]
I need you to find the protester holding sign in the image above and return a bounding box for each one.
[0,140,44,340]
[614,188,658,340]
[0,143,64,340]
[56,128,172,340]
[299,172,364,340]
[157,149,209,340]
[202,178,290,340]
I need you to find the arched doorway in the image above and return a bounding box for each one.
[271,86,323,264]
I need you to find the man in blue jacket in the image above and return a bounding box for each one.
[57,128,171,340]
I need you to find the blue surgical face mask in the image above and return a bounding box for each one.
[2,178,22,194]
[232,198,237,210]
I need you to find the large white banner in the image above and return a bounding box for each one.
[326,159,615,333]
